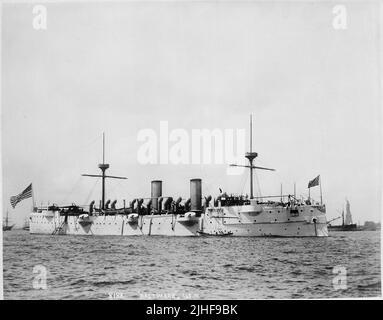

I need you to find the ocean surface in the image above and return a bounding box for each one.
[3,230,381,299]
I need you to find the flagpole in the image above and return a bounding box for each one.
[280,183,282,203]
[320,176,323,205]
[31,183,36,211]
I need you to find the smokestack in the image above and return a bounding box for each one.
[190,179,202,212]
[151,180,162,211]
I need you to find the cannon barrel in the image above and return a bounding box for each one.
[89,200,95,214]
[163,197,173,210]
[158,197,163,214]
[204,195,212,208]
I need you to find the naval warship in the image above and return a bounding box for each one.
[29,116,328,237]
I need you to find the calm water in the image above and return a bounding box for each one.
[3,230,381,299]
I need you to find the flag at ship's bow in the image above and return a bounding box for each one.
[10,183,32,208]
[308,175,320,188]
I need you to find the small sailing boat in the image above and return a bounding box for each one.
[22,217,30,231]
[3,210,15,231]
[328,199,360,231]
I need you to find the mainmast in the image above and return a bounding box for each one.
[245,114,258,199]
[82,133,127,210]
[230,114,275,199]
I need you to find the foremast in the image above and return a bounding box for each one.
[82,133,127,210]
[230,114,275,199]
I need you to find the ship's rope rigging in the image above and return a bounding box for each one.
[73,135,102,155]
[239,171,248,197]
[83,177,100,206]
[237,167,263,198]
[199,164,223,197]
[62,176,83,204]
[58,135,106,206]
[107,179,127,204]
[254,171,262,198]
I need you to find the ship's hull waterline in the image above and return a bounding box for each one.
[30,205,328,237]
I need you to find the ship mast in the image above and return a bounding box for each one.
[230,114,275,199]
[82,133,127,210]
[246,114,258,199]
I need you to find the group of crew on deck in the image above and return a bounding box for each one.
[48,192,315,217]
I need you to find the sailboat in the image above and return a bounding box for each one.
[22,217,30,231]
[3,210,15,231]
[328,199,360,231]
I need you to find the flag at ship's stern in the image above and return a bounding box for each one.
[10,183,33,208]
[308,175,320,188]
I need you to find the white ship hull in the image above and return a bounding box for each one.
[30,203,328,237]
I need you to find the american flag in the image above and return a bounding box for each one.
[308,175,320,188]
[10,183,33,209]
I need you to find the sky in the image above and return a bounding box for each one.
[1,1,381,228]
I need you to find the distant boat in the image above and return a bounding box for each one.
[328,200,361,231]
[22,217,30,231]
[3,210,15,231]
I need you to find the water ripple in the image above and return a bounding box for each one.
[3,230,381,299]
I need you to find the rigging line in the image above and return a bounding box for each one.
[62,176,83,204]
[107,178,127,201]
[242,170,248,195]
[200,164,220,196]
[200,165,223,197]
[242,172,249,196]
[113,179,128,203]
[254,170,262,198]
[65,134,102,157]
[202,181,212,198]
[84,178,100,205]
[80,135,103,152]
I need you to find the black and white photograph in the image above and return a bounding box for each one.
[1,0,381,303]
